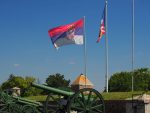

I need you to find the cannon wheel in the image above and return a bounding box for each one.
[0,99,9,113]
[22,105,36,113]
[0,92,13,113]
[9,103,21,113]
[67,88,105,113]
[45,93,66,113]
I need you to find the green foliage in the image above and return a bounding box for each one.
[109,68,150,92]
[1,74,27,89]
[46,73,70,88]
[109,72,131,92]
[1,74,42,97]
[134,68,150,91]
[23,87,42,97]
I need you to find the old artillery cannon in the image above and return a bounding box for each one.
[0,83,105,113]
[31,82,105,113]
[0,91,42,113]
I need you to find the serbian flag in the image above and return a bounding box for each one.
[48,18,84,48]
[97,10,105,43]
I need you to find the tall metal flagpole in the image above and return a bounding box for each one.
[132,0,135,92]
[83,16,87,87]
[105,0,109,93]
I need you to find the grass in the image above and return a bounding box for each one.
[102,91,150,100]
[24,95,47,102]
[24,91,150,101]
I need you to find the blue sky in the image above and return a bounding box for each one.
[0,0,150,91]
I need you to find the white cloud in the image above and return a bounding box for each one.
[13,64,20,67]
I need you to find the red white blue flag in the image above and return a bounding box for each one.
[97,10,105,43]
[48,19,84,48]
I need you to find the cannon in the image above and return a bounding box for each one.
[0,91,42,113]
[0,83,105,113]
[31,82,105,113]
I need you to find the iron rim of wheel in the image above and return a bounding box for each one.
[67,88,105,113]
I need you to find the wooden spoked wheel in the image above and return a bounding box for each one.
[0,92,12,113]
[22,105,36,113]
[67,88,105,113]
[0,99,9,113]
[9,103,21,113]
[45,93,66,113]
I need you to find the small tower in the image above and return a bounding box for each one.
[71,73,94,92]
[12,87,21,96]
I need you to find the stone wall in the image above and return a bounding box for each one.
[105,100,128,113]
[105,100,150,113]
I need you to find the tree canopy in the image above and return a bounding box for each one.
[1,74,41,96]
[46,73,70,88]
[109,68,150,92]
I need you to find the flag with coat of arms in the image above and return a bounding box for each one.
[48,18,84,48]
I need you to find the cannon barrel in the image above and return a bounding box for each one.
[0,91,42,107]
[13,96,43,107]
[31,82,74,96]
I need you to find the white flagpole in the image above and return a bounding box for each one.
[105,0,109,93]
[132,0,135,92]
[83,16,87,87]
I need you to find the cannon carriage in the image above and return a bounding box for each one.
[0,91,42,113]
[0,83,105,113]
[31,82,105,113]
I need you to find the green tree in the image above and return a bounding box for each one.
[22,76,42,96]
[1,74,27,90]
[108,68,150,92]
[1,74,42,96]
[133,68,150,91]
[109,72,131,92]
[46,73,70,88]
